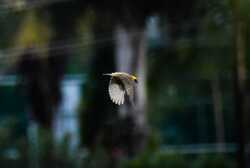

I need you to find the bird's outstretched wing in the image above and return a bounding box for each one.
[119,75,135,104]
[108,77,125,105]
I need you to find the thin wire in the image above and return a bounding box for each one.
[0,29,145,65]
[0,30,146,79]
[0,0,73,14]
[0,24,231,66]
[0,29,145,77]
[0,16,230,72]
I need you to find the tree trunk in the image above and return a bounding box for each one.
[114,24,147,155]
[211,76,225,151]
[232,0,247,167]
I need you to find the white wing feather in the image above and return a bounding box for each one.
[119,75,135,103]
[108,77,125,105]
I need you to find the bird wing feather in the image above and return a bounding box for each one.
[119,75,135,103]
[108,77,125,105]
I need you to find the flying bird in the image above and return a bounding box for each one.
[103,72,138,105]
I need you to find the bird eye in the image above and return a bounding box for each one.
[134,79,138,83]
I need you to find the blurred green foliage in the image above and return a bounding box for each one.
[118,133,236,168]
[0,0,250,167]
[192,154,236,168]
[15,11,51,51]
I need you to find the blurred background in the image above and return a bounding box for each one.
[0,0,249,167]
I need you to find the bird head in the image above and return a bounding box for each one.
[131,75,138,83]
[103,72,138,83]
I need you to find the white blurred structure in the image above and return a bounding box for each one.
[53,75,84,151]
[0,74,84,151]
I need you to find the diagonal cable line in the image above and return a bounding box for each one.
[0,29,146,69]
[0,0,73,9]
[0,0,74,14]
[0,29,145,77]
